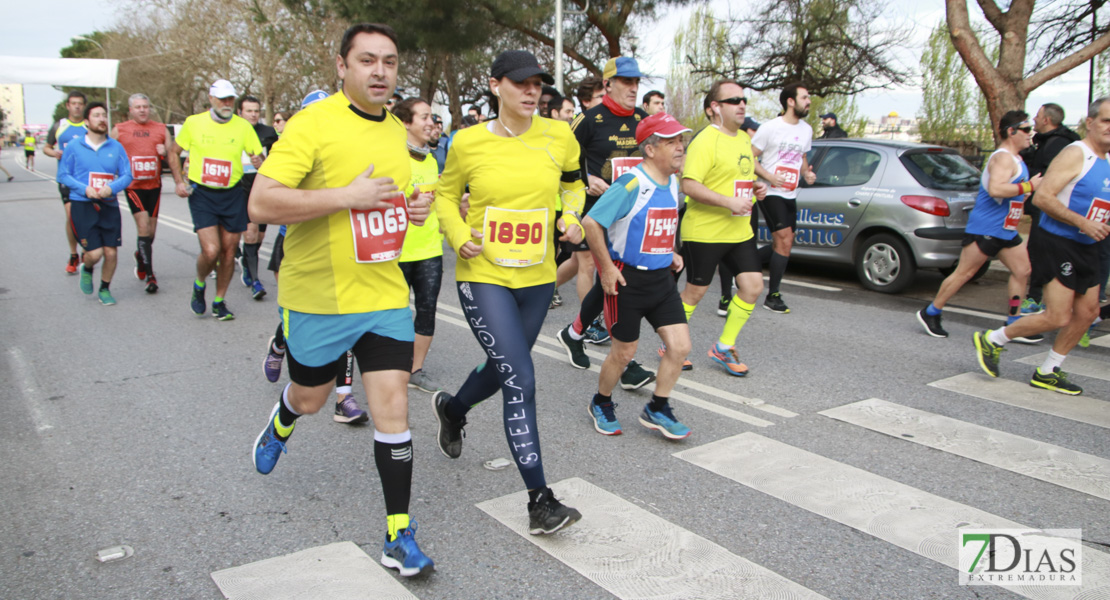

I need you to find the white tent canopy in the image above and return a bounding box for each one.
[0,56,119,87]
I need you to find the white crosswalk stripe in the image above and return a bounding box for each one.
[675,432,1110,599]
[1016,353,1110,382]
[477,477,829,600]
[820,398,1110,501]
[929,373,1110,429]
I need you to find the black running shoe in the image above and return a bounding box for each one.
[717,295,730,317]
[557,325,590,369]
[973,330,1004,378]
[917,307,948,338]
[528,487,582,535]
[432,391,465,459]
[763,292,789,314]
[1030,367,1082,395]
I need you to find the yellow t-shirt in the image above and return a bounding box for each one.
[399,152,443,262]
[259,93,412,314]
[436,115,583,288]
[680,125,758,244]
[176,111,261,188]
[24,136,35,151]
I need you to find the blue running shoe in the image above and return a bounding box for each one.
[240,255,252,288]
[583,319,610,345]
[213,301,235,321]
[381,521,434,577]
[191,283,206,315]
[251,279,266,300]
[588,400,622,435]
[80,266,93,295]
[253,402,290,474]
[639,403,691,439]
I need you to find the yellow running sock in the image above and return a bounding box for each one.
[719,297,754,347]
[682,301,697,322]
[273,414,294,439]
[387,513,411,541]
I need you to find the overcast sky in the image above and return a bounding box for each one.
[0,0,1099,127]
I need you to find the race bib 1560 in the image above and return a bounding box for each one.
[733,180,754,216]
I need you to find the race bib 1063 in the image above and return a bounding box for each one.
[200,157,233,187]
[611,157,643,181]
[1004,200,1024,231]
[775,165,800,192]
[350,193,408,263]
[88,172,115,189]
[484,206,548,267]
[641,206,678,255]
[733,180,754,216]
[130,156,160,181]
[1087,197,1110,225]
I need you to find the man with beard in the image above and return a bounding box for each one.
[57,102,132,305]
[167,79,263,320]
[752,83,817,314]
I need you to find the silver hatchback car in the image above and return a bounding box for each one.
[756,139,983,293]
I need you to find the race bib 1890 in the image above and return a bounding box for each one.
[200,157,233,187]
[130,156,160,181]
[350,193,408,263]
[484,206,548,267]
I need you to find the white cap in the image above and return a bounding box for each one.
[209,79,237,99]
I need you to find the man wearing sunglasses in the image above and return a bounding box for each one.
[974,98,1110,396]
[918,110,1041,342]
[751,83,817,314]
[675,80,777,376]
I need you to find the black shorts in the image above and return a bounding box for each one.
[267,232,284,273]
[58,183,71,205]
[70,201,122,251]
[682,239,761,286]
[602,264,686,343]
[286,330,413,387]
[1031,230,1101,293]
[125,188,162,216]
[25,149,34,158]
[962,233,1022,257]
[187,183,248,233]
[758,195,797,232]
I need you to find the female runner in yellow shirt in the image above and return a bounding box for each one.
[431,50,587,535]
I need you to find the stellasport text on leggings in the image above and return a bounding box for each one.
[451,280,554,490]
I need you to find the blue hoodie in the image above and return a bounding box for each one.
[57,135,133,204]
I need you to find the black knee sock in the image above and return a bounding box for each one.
[272,321,286,351]
[100,280,110,291]
[757,244,773,265]
[374,434,413,517]
[137,236,154,271]
[649,394,668,412]
[769,252,789,295]
[718,264,734,298]
[243,242,261,283]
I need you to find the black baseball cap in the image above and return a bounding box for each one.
[820,112,837,120]
[742,116,761,131]
[490,50,555,85]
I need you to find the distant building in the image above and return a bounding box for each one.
[0,84,27,138]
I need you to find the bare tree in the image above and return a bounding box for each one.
[946,0,1110,143]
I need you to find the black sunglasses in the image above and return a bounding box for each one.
[1015,126,1032,133]
[717,96,748,105]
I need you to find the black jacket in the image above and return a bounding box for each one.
[1019,125,1080,177]
[820,125,848,139]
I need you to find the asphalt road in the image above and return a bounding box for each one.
[1,150,1108,600]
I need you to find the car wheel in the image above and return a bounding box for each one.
[856,233,915,293]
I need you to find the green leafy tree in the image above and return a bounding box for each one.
[665,5,727,131]
[918,21,972,144]
[807,94,866,137]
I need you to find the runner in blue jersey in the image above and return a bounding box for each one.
[974,97,1110,395]
[582,112,694,439]
[917,110,1041,340]
[44,91,88,274]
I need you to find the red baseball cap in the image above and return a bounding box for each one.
[635,112,691,145]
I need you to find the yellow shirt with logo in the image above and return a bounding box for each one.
[681,125,757,244]
[259,93,411,315]
[436,115,584,288]
[176,111,262,188]
[24,136,35,151]
[399,152,443,262]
